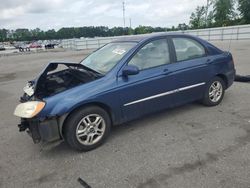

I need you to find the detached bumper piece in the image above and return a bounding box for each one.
[18,118,61,143]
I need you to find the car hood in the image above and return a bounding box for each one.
[21,62,100,102]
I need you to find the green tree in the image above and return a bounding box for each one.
[13,29,31,41]
[134,26,154,34]
[189,6,206,29]
[0,29,8,42]
[177,23,189,30]
[30,28,42,40]
[213,0,235,26]
[206,11,214,27]
[109,27,124,36]
[45,29,57,39]
[153,27,167,32]
[238,0,250,24]
[57,28,75,39]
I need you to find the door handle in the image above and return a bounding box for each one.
[162,69,172,75]
[206,59,212,64]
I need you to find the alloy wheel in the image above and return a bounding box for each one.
[76,114,106,146]
[209,81,223,103]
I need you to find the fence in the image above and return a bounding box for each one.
[62,24,250,50]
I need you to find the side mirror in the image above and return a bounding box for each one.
[122,65,139,76]
[47,63,58,72]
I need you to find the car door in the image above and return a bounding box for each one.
[116,38,180,122]
[167,36,212,105]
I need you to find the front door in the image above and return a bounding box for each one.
[117,38,179,122]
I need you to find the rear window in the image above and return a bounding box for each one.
[173,38,206,61]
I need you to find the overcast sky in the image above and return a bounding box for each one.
[0,0,208,30]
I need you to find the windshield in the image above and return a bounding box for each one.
[80,42,136,74]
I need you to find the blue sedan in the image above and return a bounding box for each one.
[14,33,236,151]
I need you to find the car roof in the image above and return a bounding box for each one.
[114,33,195,43]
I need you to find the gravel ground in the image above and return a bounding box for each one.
[0,40,250,188]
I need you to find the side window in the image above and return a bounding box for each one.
[129,39,170,70]
[173,38,206,62]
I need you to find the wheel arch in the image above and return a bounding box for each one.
[59,102,114,139]
[216,74,228,88]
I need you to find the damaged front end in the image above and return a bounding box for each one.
[14,62,102,143]
[21,62,101,101]
[18,117,60,143]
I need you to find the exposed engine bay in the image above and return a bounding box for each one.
[21,62,102,101]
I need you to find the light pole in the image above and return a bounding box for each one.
[205,0,210,27]
[122,1,126,28]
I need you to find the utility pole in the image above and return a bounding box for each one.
[122,1,126,28]
[205,0,210,27]
[129,18,132,28]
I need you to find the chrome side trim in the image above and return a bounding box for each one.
[124,82,205,106]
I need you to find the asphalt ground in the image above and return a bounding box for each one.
[0,40,250,188]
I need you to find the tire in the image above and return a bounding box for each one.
[64,106,111,151]
[202,76,226,106]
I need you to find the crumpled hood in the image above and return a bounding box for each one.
[21,62,98,102]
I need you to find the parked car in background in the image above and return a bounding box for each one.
[44,40,61,49]
[14,42,30,52]
[0,44,5,51]
[29,42,42,48]
[45,43,56,49]
[14,33,235,151]
[19,44,30,52]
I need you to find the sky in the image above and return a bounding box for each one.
[0,0,209,30]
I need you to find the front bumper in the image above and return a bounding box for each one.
[18,117,61,143]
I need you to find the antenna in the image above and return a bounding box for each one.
[122,1,126,28]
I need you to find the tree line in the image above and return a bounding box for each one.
[189,0,250,29]
[0,0,249,42]
[0,26,180,42]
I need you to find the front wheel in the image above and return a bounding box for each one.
[64,106,111,151]
[202,77,226,106]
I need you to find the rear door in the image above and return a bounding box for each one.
[167,36,212,105]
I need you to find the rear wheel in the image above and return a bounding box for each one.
[202,77,226,106]
[64,106,111,151]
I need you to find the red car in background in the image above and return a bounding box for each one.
[29,42,42,48]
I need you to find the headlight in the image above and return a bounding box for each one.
[14,101,45,118]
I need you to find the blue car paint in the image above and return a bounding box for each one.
[37,34,235,128]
